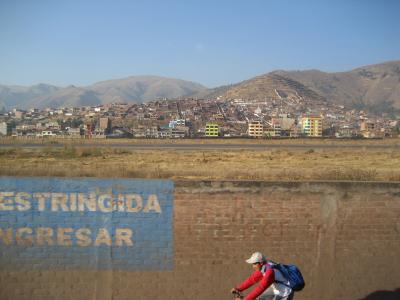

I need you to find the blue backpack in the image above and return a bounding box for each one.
[266,263,305,291]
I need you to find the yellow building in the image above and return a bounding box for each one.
[301,116,322,137]
[248,121,263,138]
[205,123,219,137]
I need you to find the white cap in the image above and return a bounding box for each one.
[245,252,266,264]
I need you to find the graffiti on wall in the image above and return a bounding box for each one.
[0,177,174,270]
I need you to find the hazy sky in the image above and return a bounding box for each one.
[0,0,399,87]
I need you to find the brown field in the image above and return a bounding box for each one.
[1,136,400,146]
[1,139,400,181]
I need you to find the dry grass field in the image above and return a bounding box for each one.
[1,140,399,181]
[1,136,400,146]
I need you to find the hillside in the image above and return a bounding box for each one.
[212,61,400,113]
[210,73,326,104]
[274,61,400,112]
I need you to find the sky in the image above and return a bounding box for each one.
[0,0,399,88]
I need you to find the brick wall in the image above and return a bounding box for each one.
[1,181,399,300]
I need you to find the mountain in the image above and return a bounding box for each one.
[1,61,400,113]
[0,83,59,110]
[0,76,207,110]
[193,83,240,99]
[91,76,206,104]
[274,61,400,113]
[208,73,326,103]
[23,85,100,109]
[210,61,400,113]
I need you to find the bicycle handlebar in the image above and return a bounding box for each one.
[232,290,243,299]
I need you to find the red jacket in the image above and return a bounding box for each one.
[235,266,275,300]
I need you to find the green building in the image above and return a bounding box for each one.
[205,123,219,137]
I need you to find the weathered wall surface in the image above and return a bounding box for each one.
[1,181,399,300]
[0,177,174,271]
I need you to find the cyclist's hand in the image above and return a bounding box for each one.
[230,288,238,294]
[234,298,243,300]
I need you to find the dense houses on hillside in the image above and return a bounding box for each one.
[0,97,398,139]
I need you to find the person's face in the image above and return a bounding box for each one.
[252,262,262,271]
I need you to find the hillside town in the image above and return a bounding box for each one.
[0,96,398,139]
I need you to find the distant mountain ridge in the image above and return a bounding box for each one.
[1,61,400,113]
[0,83,60,110]
[0,76,208,110]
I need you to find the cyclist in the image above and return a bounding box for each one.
[231,252,294,300]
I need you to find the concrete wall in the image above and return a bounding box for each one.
[1,181,399,300]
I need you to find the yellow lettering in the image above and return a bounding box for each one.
[78,193,96,211]
[36,227,54,246]
[0,228,13,245]
[0,192,14,211]
[76,228,92,247]
[98,194,113,212]
[143,194,162,213]
[126,194,143,212]
[33,193,50,211]
[94,228,112,246]
[115,228,133,246]
[57,228,73,246]
[51,193,69,212]
[16,227,33,246]
[15,192,31,211]
[69,193,77,211]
